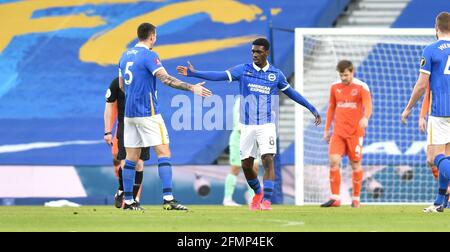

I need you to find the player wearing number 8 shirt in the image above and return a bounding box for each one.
[177,38,321,211]
[118,22,211,211]
[402,12,450,213]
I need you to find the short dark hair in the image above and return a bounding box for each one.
[436,12,450,33]
[137,22,156,41]
[252,38,270,51]
[336,60,354,73]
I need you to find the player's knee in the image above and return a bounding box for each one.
[329,163,340,171]
[351,166,362,172]
[126,154,140,162]
[230,166,240,175]
[329,158,340,170]
[155,147,171,158]
[261,154,273,164]
[136,160,144,171]
[350,161,362,171]
[241,158,254,171]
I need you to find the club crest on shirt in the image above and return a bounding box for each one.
[268,73,276,81]
[420,57,426,67]
[155,58,161,65]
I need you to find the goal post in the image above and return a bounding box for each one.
[294,28,436,205]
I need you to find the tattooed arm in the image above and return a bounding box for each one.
[155,68,191,91]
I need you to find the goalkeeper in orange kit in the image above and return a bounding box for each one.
[321,60,372,208]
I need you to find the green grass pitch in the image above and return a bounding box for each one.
[0,205,448,232]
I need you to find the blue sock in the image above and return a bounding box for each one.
[158,157,173,198]
[247,178,261,195]
[433,154,450,205]
[263,180,274,202]
[122,160,136,201]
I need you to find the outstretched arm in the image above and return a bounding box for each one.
[177,61,230,81]
[155,68,212,97]
[401,72,429,124]
[283,87,321,126]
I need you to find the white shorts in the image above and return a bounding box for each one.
[427,115,450,145]
[124,114,170,148]
[240,123,277,160]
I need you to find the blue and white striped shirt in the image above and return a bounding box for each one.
[420,38,450,117]
[226,62,290,125]
[118,43,164,117]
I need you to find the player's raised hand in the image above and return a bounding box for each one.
[191,81,212,97]
[177,61,195,76]
[401,108,411,124]
[359,117,368,129]
[418,117,427,133]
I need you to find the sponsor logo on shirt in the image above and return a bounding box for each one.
[248,83,270,94]
[337,101,357,109]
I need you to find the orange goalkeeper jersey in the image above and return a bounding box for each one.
[325,78,372,138]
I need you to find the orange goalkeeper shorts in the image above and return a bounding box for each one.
[329,134,364,161]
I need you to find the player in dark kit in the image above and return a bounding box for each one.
[104,77,150,210]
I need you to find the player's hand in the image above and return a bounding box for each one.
[419,117,427,133]
[104,134,113,146]
[191,82,212,97]
[401,108,411,125]
[313,112,321,126]
[359,117,369,129]
[177,61,195,76]
[324,131,331,143]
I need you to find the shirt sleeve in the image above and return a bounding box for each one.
[361,86,372,119]
[105,78,119,103]
[145,51,165,75]
[419,46,432,75]
[277,71,291,91]
[225,64,245,82]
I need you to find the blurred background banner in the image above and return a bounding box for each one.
[0,0,348,166]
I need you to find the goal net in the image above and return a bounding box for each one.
[294,28,437,205]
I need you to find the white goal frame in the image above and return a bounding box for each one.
[294,28,436,205]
